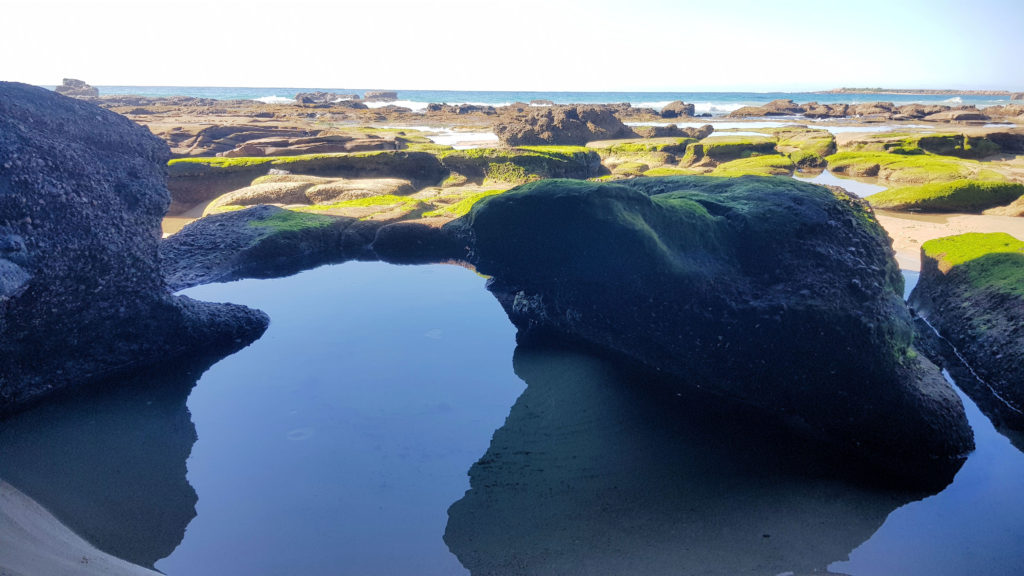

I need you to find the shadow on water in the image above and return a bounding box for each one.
[0,353,234,569]
[444,340,940,576]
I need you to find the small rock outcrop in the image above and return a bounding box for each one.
[363,90,398,102]
[53,78,98,98]
[660,100,695,118]
[295,91,359,104]
[1011,93,1023,101]
[457,176,973,486]
[728,99,804,117]
[909,233,1024,423]
[494,105,637,146]
[0,82,268,415]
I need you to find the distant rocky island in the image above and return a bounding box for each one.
[823,87,1023,98]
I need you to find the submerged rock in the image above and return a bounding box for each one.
[457,176,973,486]
[909,233,1024,425]
[0,82,268,415]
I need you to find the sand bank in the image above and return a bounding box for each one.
[0,481,159,576]
[877,211,1024,271]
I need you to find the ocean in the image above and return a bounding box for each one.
[58,86,1016,117]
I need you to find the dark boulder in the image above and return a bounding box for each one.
[909,233,1024,426]
[295,91,359,104]
[660,100,695,118]
[53,78,98,98]
[0,82,268,415]
[456,176,973,486]
[494,105,637,146]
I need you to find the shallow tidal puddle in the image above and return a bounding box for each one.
[1,261,1024,575]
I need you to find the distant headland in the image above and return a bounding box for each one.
[823,87,1023,98]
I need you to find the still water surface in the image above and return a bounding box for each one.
[1,261,1023,575]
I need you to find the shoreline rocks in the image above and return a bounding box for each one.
[457,176,973,486]
[0,82,268,416]
[909,233,1024,425]
[494,105,637,146]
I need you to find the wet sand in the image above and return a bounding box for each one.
[876,210,1024,271]
[0,481,159,576]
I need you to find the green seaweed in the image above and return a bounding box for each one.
[248,210,337,232]
[422,189,506,218]
[922,232,1024,296]
[711,155,795,177]
[824,151,1001,184]
[869,180,1024,212]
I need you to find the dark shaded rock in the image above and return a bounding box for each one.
[457,176,973,486]
[683,124,714,139]
[660,100,695,118]
[909,233,1024,426]
[0,82,268,415]
[53,78,98,98]
[363,90,398,102]
[494,105,637,146]
[1013,93,1024,101]
[632,125,685,138]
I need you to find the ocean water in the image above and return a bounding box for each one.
[59,85,1016,116]
[1,260,1024,575]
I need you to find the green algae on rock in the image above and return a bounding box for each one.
[459,175,973,487]
[868,180,1024,212]
[909,232,1024,424]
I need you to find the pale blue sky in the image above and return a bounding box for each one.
[1,0,1021,91]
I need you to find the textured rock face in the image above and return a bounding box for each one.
[494,105,637,146]
[363,90,398,101]
[460,176,973,486]
[0,82,267,415]
[909,233,1024,422]
[53,78,98,98]
[660,100,695,118]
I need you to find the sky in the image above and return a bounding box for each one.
[1,0,1022,92]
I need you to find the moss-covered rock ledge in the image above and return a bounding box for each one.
[909,233,1024,424]
[163,174,975,486]
[458,176,972,486]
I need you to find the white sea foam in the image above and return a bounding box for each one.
[254,95,296,104]
[943,96,963,104]
[693,102,747,115]
[362,100,431,112]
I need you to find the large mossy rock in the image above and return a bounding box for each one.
[0,82,268,415]
[459,176,973,486]
[909,233,1024,423]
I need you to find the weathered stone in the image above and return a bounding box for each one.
[0,82,268,415]
[494,105,637,146]
[457,176,973,486]
[660,101,695,118]
[53,78,98,98]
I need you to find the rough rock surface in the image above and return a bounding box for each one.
[660,101,695,118]
[53,78,98,98]
[728,99,804,117]
[0,82,267,415]
[909,233,1024,422]
[363,90,398,102]
[494,105,638,146]
[457,176,973,486]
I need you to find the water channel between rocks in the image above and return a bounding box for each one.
[1,261,1023,576]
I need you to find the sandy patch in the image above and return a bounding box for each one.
[0,481,159,576]
[877,211,1024,270]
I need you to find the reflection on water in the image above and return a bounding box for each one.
[794,169,888,197]
[2,261,1024,575]
[0,357,218,568]
[445,343,927,576]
